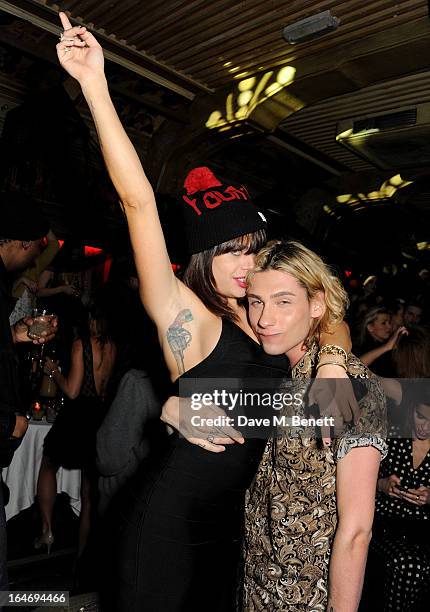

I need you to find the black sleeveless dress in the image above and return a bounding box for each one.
[43,336,106,470]
[113,319,289,611]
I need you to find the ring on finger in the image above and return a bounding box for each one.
[207,434,215,444]
[63,47,71,54]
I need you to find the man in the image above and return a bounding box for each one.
[0,192,55,597]
[404,301,423,326]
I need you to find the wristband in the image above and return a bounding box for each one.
[318,344,348,363]
[316,361,347,372]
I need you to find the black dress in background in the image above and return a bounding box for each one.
[43,336,106,470]
[111,319,289,612]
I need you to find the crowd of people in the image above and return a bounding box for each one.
[0,11,428,612]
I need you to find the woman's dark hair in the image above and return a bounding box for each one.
[401,379,430,436]
[392,326,430,378]
[183,230,266,322]
[89,304,112,345]
[75,303,112,346]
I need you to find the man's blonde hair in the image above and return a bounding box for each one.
[248,240,349,346]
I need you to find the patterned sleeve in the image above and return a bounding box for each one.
[334,357,388,462]
[336,434,388,461]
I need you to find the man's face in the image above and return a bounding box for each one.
[247,269,324,363]
[7,239,44,272]
[404,305,422,325]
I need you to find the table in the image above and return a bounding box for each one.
[2,420,81,521]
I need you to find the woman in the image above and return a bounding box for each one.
[35,305,116,557]
[243,241,387,611]
[362,329,430,612]
[354,306,406,376]
[55,14,352,611]
[368,391,430,611]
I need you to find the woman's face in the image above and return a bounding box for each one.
[413,403,430,440]
[247,269,324,365]
[212,249,255,299]
[367,313,392,342]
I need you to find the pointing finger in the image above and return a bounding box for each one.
[59,11,72,31]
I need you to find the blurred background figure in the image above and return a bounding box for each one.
[354,306,406,377]
[9,229,59,325]
[35,304,116,572]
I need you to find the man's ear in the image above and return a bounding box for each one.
[311,290,326,319]
[21,241,31,250]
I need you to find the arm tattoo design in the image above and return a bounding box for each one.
[166,309,193,375]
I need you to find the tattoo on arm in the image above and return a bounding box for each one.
[166,309,193,375]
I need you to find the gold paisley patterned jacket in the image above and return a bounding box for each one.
[242,344,387,611]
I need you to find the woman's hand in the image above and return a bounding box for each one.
[56,12,104,85]
[398,485,430,507]
[378,474,402,498]
[161,396,244,453]
[44,358,59,376]
[61,283,80,297]
[384,326,408,351]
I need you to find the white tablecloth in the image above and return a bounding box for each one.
[2,420,81,521]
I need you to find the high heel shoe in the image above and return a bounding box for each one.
[34,531,54,555]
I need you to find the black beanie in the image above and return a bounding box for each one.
[181,167,267,254]
[0,192,49,241]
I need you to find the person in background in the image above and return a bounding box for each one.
[0,192,55,604]
[9,229,60,325]
[364,381,430,611]
[96,368,167,517]
[354,306,407,377]
[388,298,405,332]
[35,305,116,563]
[404,301,423,326]
[392,326,430,379]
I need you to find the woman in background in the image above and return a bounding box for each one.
[35,305,116,558]
[362,328,430,612]
[354,306,406,376]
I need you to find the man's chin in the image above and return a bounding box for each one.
[260,341,286,356]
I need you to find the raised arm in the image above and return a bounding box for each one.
[55,14,213,379]
[327,446,381,612]
[56,14,197,327]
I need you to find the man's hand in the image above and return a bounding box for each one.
[161,396,244,453]
[11,415,29,439]
[12,316,58,344]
